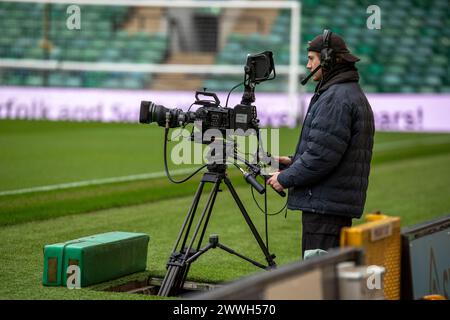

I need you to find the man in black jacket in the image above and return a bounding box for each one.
[268,32,375,259]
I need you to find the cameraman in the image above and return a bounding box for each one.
[267,32,374,259]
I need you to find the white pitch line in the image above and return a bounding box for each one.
[0,135,449,197]
[0,168,199,197]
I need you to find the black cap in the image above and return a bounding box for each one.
[307,33,360,63]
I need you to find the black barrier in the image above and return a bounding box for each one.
[187,247,364,300]
[401,214,450,300]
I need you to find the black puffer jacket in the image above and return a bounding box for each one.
[277,65,374,218]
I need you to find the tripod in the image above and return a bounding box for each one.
[158,163,277,297]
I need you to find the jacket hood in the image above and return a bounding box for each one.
[315,63,360,93]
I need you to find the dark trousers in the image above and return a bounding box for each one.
[301,211,352,258]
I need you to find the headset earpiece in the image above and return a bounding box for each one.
[320,29,334,70]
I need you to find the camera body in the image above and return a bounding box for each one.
[139,51,275,135]
[139,91,257,134]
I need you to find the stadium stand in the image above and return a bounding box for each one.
[0,2,167,89]
[0,0,449,93]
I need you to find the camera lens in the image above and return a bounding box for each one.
[140,101,186,128]
[139,101,152,124]
[139,101,168,126]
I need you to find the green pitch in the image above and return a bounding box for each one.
[0,120,449,299]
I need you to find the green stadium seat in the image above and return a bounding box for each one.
[25,74,44,86]
[424,76,442,87]
[6,73,23,86]
[48,73,66,87]
[102,78,123,89]
[27,47,44,59]
[65,75,82,87]
[431,55,448,66]
[103,48,121,61]
[122,77,143,89]
[399,86,416,93]
[418,86,437,93]
[361,85,378,93]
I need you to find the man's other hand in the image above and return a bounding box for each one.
[267,171,285,192]
[274,156,292,167]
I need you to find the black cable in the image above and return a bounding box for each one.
[230,159,287,253]
[233,141,254,159]
[264,177,269,250]
[164,128,207,184]
[231,139,287,216]
[251,185,287,216]
[225,81,244,108]
[186,101,196,112]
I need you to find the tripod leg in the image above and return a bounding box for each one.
[159,177,221,296]
[177,181,205,252]
[158,264,181,297]
[182,179,221,261]
[181,181,220,286]
[178,179,221,288]
[223,177,276,267]
[158,180,205,297]
[196,181,220,251]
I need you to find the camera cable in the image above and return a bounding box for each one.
[225,81,244,108]
[264,178,269,251]
[251,183,287,216]
[163,127,207,184]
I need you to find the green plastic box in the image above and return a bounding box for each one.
[43,231,149,287]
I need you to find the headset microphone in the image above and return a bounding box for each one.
[300,65,321,85]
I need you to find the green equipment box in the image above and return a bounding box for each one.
[43,231,149,287]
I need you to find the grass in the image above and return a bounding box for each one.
[364,152,450,226]
[1,152,449,299]
[2,119,449,191]
[0,120,449,299]
[1,120,450,226]
[0,120,166,190]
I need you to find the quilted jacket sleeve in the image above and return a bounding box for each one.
[277,99,352,188]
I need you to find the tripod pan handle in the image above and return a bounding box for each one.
[245,173,265,194]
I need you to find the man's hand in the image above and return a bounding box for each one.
[267,171,285,192]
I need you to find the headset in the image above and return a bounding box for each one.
[320,29,334,71]
[301,29,335,85]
